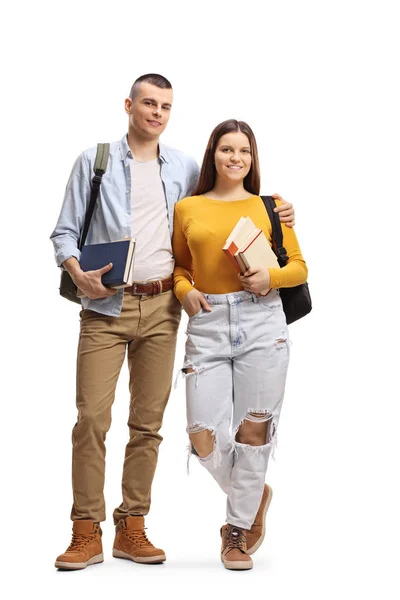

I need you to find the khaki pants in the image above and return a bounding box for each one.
[70,290,181,523]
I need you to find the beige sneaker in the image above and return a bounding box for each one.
[246,484,273,555]
[113,516,166,564]
[55,520,103,570]
[220,524,253,570]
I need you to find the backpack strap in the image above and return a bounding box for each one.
[260,196,289,268]
[93,142,110,174]
[79,143,110,250]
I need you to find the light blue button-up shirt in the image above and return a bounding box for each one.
[51,134,200,316]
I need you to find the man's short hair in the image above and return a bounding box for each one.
[129,74,172,100]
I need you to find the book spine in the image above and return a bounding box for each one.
[222,248,241,273]
[235,253,248,273]
[238,252,250,272]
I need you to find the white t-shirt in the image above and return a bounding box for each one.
[129,157,174,282]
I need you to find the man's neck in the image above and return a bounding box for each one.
[127,130,160,162]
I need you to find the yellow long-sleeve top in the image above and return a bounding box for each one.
[173,195,308,303]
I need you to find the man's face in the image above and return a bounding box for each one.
[125,83,173,139]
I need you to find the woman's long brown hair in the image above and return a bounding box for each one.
[193,119,261,196]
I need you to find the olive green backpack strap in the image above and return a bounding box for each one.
[93,142,110,175]
[79,143,110,250]
[60,143,110,304]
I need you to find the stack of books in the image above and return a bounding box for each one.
[79,238,136,290]
[223,217,278,273]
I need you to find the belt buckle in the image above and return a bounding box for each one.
[132,282,147,296]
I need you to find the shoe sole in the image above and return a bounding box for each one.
[55,553,104,570]
[246,484,273,555]
[221,556,253,570]
[112,548,166,564]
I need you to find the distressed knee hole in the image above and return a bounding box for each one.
[248,411,270,420]
[235,410,273,446]
[188,426,215,458]
[182,367,195,374]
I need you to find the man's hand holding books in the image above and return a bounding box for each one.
[66,238,136,299]
[64,258,118,300]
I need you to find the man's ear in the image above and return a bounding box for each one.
[124,98,132,115]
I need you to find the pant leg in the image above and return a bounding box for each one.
[227,291,290,529]
[182,304,234,494]
[71,307,133,522]
[113,290,181,522]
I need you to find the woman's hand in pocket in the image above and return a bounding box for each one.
[182,289,212,317]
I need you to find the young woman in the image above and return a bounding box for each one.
[172,120,308,570]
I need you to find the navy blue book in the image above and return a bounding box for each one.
[79,239,136,288]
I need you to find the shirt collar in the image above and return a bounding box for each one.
[120,134,169,164]
[119,134,131,160]
[158,143,169,164]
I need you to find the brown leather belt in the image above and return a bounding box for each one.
[124,276,173,296]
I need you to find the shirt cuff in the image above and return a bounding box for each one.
[174,282,195,304]
[268,268,282,289]
[55,245,81,268]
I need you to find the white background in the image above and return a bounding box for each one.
[1,0,399,598]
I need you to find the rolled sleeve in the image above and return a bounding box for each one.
[50,151,91,267]
[54,235,82,267]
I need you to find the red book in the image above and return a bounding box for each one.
[223,216,279,274]
[222,217,257,273]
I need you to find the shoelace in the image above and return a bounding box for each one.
[67,533,96,552]
[223,526,246,553]
[125,528,153,548]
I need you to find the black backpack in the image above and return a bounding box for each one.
[261,196,312,325]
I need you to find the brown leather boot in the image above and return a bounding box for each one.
[220,524,253,570]
[55,520,103,570]
[246,484,273,555]
[113,516,166,564]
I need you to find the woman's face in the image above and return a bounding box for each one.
[214,131,252,184]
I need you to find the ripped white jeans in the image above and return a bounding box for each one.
[180,289,290,530]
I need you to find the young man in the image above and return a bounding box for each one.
[50,74,295,570]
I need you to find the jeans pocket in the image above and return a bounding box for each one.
[189,308,204,321]
[257,298,281,313]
